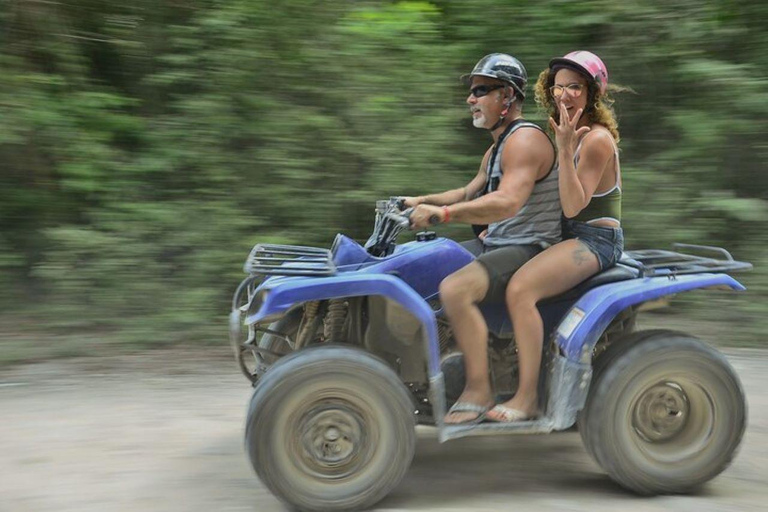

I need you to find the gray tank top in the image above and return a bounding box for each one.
[482,121,562,248]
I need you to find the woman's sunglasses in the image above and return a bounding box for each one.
[469,84,504,98]
[549,83,585,99]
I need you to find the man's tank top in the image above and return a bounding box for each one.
[480,120,562,248]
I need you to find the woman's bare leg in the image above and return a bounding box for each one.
[489,240,600,419]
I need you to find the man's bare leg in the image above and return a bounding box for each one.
[439,262,495,423]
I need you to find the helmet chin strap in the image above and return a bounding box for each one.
[489,90,517,131]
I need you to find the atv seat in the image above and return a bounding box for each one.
[543,255,641,305]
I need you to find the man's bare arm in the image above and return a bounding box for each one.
[447,129,552,224]
[406,149,491,206]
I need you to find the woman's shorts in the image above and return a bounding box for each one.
[562,218,624,271]
[459,239,542,303]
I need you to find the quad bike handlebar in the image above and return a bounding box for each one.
[365,197,416,257]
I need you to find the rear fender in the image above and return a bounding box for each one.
[555,273,746,363]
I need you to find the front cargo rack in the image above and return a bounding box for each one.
[244,244,337,277]
[624,243,752,278]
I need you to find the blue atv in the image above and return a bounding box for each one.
[229,197,750,512]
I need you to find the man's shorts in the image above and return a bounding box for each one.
[460,239,543,304]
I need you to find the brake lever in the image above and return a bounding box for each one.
[384,210,412,230]
[391,196,407,211]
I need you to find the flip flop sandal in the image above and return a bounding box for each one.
[444,401,490,425]
[486,405,534,423]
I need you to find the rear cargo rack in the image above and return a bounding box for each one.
[244,244,336,277]
[624,243,752,278]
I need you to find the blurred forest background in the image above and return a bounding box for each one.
[1,0,766,363]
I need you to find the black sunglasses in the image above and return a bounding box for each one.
[469,84,504,98]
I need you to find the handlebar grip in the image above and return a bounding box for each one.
[428,214,441,225]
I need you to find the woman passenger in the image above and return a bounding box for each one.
[487,51,625,422]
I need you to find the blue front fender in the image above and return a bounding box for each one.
[556,273,746,363]
[245,274,442,376]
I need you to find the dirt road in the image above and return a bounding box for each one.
[1,347,766,512]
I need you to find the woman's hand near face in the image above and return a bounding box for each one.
[549,102,591,154]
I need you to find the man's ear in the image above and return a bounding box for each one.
[500,97,512,117]
[503,86,516,107]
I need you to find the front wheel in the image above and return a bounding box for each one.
[580,331,747,494]
[245,345,416,511]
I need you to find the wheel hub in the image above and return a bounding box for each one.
[298,402,368,477]
[633,382,690,442]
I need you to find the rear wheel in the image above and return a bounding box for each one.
[579,329,668,447]
[580,331,747,494]
[245,345,416,511]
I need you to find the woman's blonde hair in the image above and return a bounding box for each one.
[534,67,624,143]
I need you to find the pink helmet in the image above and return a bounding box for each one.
[549,51,608,94]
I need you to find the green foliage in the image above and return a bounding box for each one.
[1,0,767,357]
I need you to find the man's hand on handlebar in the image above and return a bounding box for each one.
[401,196,424,208]
[410,204,446,229]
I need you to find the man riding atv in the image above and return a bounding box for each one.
[405,53,561,424]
